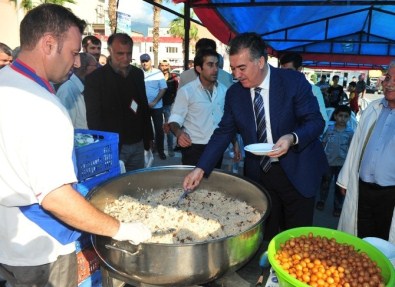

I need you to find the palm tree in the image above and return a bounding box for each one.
[151,0,162,68]
[169,10,199,64]
[108,0,117,34]
[11,0,76,11]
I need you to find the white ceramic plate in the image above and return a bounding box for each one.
[244,143,278,156]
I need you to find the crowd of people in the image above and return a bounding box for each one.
[0,3,394,287]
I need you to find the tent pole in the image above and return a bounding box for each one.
[183,0,191,71]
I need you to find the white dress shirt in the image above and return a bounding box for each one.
[169,77,227,144]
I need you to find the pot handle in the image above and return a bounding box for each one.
[105,243,141,256]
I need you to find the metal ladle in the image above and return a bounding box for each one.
[175,188,193,207]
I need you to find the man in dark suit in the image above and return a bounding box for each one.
[183,32,328,241]
[84,33,154,172]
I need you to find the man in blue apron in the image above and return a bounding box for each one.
[0,4,151,287]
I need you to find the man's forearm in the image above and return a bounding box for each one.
[169,122,182,138]
[42,184,120,237]
[152,88,167,104]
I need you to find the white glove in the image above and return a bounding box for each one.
[112,222,152,244]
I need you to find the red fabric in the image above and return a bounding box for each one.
[173,0,236,44]
[349,91,359,114]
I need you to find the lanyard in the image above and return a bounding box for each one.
[11,59,55,94]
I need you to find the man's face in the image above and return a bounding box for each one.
[109,39,132,71]
[196,55,219,84]
[47,26,81,83]
[0,52,12,69]
[141,59,152,71]
[84,41,101,62]
[382,66,395,108]
[159,62,170,73]
[230,48,266,88]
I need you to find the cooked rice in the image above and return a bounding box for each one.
[104,188,263,244]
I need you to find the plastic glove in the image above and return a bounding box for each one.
[112,222,152,244]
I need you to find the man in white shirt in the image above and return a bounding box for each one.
[169,48,234,167]
[56,52,98,129]
[0,5,151,287]
[178,38,233,89]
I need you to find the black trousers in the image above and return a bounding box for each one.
[0,252,77,287]
[259,163,315,242]
[358,179,395,240]
[150,107,164,154]
[181,143,222,168]
[319,166,344,210]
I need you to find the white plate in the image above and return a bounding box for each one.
[244,143,278,156]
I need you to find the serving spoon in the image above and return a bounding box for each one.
[175,188,193,207]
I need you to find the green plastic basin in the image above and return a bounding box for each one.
[268,227,395,287]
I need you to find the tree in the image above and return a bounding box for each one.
[169,10,199,62]
[108,0,117,34]
[152,0,161,68]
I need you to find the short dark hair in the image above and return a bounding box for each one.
[334,105,351,116]
[0,42,12,56]
[332,75,340,80]
[20,4,85,50]
[348,81,356,88]
[227,32,268,61]
[107,33,133,48]
[194,48,219,74]
[280,52,303,70]
[321,75,327,80]
[82,35,101,48]
[195,38,216,52]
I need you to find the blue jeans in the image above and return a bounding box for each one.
[163,105,174,151]
[150,107,164,155]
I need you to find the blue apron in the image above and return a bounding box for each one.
[19,204,81,245]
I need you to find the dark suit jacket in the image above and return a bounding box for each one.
[197,66,328,198]
[84,64,153,150]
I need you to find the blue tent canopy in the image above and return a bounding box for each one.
[173,0,395,70]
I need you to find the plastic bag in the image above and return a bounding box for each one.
[144,149,154,168]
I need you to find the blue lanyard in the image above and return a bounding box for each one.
[11,59,55,94]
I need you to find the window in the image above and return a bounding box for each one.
[166,47,178,53]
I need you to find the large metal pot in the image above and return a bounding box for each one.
[88,166,271,286]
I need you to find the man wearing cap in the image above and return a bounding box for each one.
[140,53,168,160]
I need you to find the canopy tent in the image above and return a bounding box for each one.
[172,0,395,70]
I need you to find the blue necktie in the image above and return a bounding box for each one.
[254,87,271,172]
